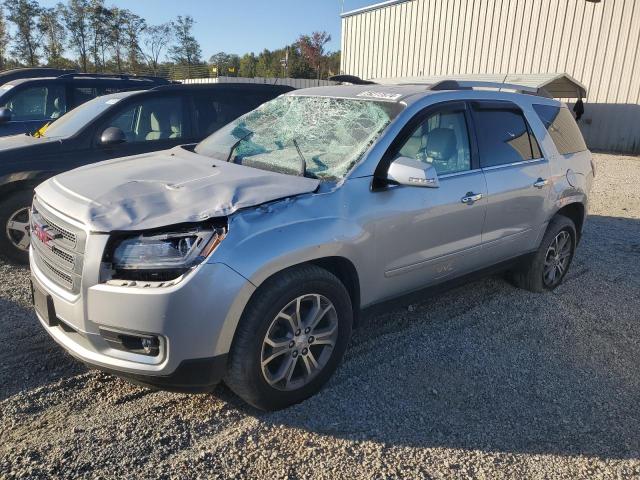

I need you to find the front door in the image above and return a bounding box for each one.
[371,102,488,301]
[88,94,190,164]
[470,101,552,264]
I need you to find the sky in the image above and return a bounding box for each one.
[36,0,376,61]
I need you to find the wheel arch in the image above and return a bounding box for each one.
[247,256,362,325]
[554,202,586,242]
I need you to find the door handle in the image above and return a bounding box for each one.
[461,192,483,204]
[533,178,549,189]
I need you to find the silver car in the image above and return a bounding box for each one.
[30,81,594,410]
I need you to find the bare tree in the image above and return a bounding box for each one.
[143,23,171,75]
[4,0,43,66]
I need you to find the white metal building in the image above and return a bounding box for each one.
[340,0,640,154]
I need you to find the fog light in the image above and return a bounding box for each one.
[99,328,160,357]
[141,337,155,354]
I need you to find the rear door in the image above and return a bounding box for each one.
[471,100,552,264]
[87,93,191,164]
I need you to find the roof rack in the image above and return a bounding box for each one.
[429,79,552,98]
[334,73,586,99]
[0,67,76,82]
[55,72,170,83]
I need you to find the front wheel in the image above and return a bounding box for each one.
[511,215,577,292]
[225,265,353,411]
[0,190,33,264]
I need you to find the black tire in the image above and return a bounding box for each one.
[0,190,33,265]
[511,215,577,292]
[224,264,353,411]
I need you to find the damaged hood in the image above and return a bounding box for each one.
[35,146,320,232]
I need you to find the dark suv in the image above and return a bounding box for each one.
[0,82,293,262]
[0,72,173,137]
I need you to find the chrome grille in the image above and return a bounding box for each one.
[30,197,86,294]
[36,254,73,288]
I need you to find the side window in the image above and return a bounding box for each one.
[394,108,471,175]
[533,104,587,155]
[1,84,66,121]
[472,103,540,167]
[194,90,272,137]
[73,86,98,105]
[102,96,184,143]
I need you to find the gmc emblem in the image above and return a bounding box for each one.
[32,222,55,246]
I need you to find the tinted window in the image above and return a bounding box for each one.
[394,108,471,175]
[43,94,128,138]
[193,90,276,137]
[73,86,98,105]
[103,96,184,142]
[473,104,539,167]
[1,84,66,121]
[533,104,587,155]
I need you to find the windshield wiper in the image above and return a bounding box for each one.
[292,139,307,176]
[226,131,253,162]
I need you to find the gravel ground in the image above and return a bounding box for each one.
[1,153,639,479]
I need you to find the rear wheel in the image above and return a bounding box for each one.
[225,265,353,410]
[512,215,576,292]
[0,190,33,264]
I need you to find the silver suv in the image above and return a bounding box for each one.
[30,81,594,410]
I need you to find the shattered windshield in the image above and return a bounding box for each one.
[194,95,402,179]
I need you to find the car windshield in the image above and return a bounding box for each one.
[41,94,128,138]
[194,95,402,180]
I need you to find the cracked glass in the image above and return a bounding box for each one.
[195,95,402,180]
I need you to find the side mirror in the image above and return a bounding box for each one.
[387,156,439,188]
[100,126,126,146]
[0,107,12,124]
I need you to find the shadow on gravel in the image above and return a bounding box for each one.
[0,297,84,402]
[247,215,640,461]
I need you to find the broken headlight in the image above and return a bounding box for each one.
[105,226,226,283]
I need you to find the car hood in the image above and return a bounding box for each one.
[0,133,58,151]
[35,146,320,232]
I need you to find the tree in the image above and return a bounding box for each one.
[298,31,331,79]
[209,51,239,77]
[169,15,202,75]
[326,50,341,77]
[5,0,43,66]
[88,0,111,71]
[239,53,257,78]
[143,23,172,75]
[63,0,91,71]
[123,11,146,73]
[0,7,10,70]
[39,4,67,67]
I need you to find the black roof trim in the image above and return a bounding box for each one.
[329,74,377,85]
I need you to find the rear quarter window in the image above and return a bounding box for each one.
[533,104,587,155]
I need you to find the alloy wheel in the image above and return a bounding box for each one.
[543,230,572,287]
[260,293,338,391]
[5,207,30,252]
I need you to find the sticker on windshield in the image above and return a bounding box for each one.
[356,91,402,101]
[105,98,121,105]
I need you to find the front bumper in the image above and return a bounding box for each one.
[87,355,229,393]
[31,249,255,389]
